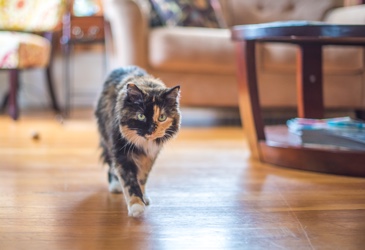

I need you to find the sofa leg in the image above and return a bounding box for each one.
[8,69,19,120]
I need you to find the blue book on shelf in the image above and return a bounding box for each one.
[287,117,365,150]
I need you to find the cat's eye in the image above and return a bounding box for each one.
[137,113,146,121]
[158,114,167,122]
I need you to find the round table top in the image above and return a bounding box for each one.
[231,21,365,45]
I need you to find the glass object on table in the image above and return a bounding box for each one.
[73,0,100,16]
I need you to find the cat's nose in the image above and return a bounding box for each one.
[147,124,156,135]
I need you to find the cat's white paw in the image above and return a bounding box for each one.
[108,178,123,193]
[128,203,145,217]
[143,195,151,206]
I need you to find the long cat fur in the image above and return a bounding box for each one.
[95,66,181,217]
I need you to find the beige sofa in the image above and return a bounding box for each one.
[103,0,365,110]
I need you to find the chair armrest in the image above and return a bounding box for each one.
[102,0,150,68]
[324,5,365,24]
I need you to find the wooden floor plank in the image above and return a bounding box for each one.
[0,113,365,250]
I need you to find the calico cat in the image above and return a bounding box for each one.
[95,66,181,217]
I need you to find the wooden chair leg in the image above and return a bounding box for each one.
[43,31,61,114]
[45,66,60,113]
[1,92,9,112]
[8,69,19,120]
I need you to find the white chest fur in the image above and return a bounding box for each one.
[131,138,163,174]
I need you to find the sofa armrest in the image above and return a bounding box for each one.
[102,0,149,69]
[324,5,365,24]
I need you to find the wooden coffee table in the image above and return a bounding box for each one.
[231,21,365,177]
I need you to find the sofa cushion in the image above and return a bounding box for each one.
[261,43,364,74]
[149,0,225,28]
[148,27,235,74]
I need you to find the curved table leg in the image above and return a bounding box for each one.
[296,44,324,118]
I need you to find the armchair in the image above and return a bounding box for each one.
[103,0,365,112]
[0,0,65,120]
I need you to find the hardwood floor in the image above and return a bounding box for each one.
[0,111,365,250]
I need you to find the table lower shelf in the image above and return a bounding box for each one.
[260,126,365,177]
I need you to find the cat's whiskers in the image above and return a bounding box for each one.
[160,128,178,143]
[161,135,171,144]
[165,128,176,134]
[129,135,140,156]
[164,128,177,137]
[119,137,132,153]
[123,130,154,156]
[119,127,142,156]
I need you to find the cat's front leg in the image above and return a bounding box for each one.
[114,164,146,217]
[140,178,151,206]
[108,171,123,193]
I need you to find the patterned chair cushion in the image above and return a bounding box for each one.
[0,31,50,69]
[149,0,226,28]
[0,0,65,32]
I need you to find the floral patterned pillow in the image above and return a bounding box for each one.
[149,0,226,28]
[0,0,65,32]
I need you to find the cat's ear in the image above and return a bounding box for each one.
[126,83,144,103]
[164,85,180,103]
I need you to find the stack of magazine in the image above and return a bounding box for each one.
[287,117,365,151]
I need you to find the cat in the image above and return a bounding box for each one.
[95,66,181,217]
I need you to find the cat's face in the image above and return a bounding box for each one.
[119,83,181,145]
